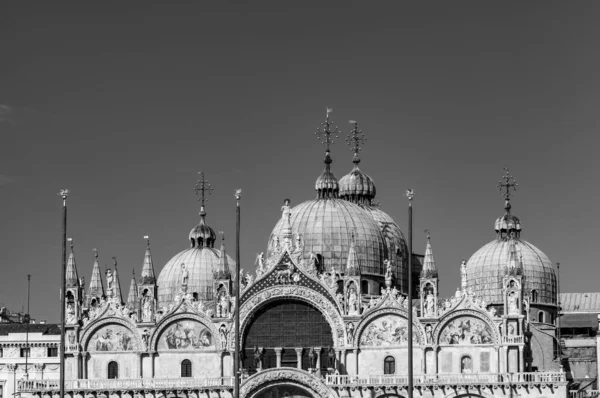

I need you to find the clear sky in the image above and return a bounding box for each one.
[1,1,599,322]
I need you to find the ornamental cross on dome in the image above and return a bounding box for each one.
[194,171,213,206]
[315,108,340,151]
[497,167,518,200]
[345,120,366,155]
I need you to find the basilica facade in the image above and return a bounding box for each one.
[19,115,567,398]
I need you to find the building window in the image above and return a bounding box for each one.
[48,347,58,357]
[384,356,395,374]
[181,359,192,377]
[538,311,545,323]
[107,361,118,379]
[531,290,538,302]
[20,348,30,358]
[0,348,3,358]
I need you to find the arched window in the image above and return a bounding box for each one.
[531,290,538,302]
[460,355,472,373]
[538,311,545,323]
[361,280,369,295]
[181,359,192,377]
[107,361,118,379]
[384,356,395,374]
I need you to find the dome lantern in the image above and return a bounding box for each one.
[495,168,521,239]
[190,172,217,248]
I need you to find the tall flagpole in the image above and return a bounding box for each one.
[234,189,242,398]
[59,189,69,398]
[406,189,414,398]
[25,274,31,379]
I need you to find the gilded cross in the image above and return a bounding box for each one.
[194,171,213,206]
[346,120,366,154]
[315,107,340,150]
[497,167,518,199]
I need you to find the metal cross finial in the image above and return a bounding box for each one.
[112,256,117,269]
[497,167,518,200]
[424,229,430,240]
[68,237,74,251]
[315,107,340,151]
[143,235,150,247]
[93,248,98,259]
[346,120,366,155]
[194,171,213,207]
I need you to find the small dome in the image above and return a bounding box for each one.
[339,156,376,205]
[189,206,217,248]
[315,150,339,198]
[465,239,556,305]
[494,200,522,238]
[268,199,388,276]
[157,247,235,307]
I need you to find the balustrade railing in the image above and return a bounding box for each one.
[326,372,566,386]
[18,377,234,392]
[570,390,600,398]
[502,335,524,344]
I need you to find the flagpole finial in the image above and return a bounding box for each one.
[405,189,415,202]
[235,189,242,206]
[58,189,69,205]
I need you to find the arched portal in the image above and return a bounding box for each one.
[254,384,313,398]
[243,300,333,374]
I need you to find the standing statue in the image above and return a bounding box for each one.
[346,322,354,344]
[253,346,263,369]
[281,199,292,221]
[106,269,114,297]
[142,296,153,322]
[295,233,302,249]
[424,292,435,317]
[218,291,230,317]
[309,252,319,272]
[219,324,228,350]
[327,347,336,368]
[425,324,433,344]
[66,303,76,324]
[272,236,280,252]
[508,291,519,314]
[384,259,392,280]
[308,347,318,369]
[255,252,265,273]
[348,287,359,315]
[460,260,468,291]
[180,263,189,292]
[141,329,150,350]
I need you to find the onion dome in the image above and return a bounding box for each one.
[339,154,376,204]
[189,205,217,248]
[315,150,339,198]
[465,170,556,305]
[157,205,235,307]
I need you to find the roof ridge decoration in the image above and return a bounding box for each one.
[362,285,417,317]
[436,288,499,319]
[314,108,340,198]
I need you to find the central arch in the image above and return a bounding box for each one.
[241,368,334,398]
[243,300,334,373]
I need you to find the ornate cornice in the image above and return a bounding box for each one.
[239,285,345,347]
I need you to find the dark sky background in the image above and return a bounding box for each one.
[1,1,599,322]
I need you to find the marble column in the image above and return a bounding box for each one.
[137,353,143,378]
[518,346,524,373]
[354,349,359,375]
[295,348,303,370]
[315,347,322,370]
[81,352,88,379]
[150,352,156,378]
[274,348,283,368]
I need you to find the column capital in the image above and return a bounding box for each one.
[274,347,283,354]
[295,348,303,354]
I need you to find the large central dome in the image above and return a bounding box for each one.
[268,198,388,276]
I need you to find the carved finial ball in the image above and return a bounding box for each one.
[235,189,242,201]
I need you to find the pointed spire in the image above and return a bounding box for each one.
[112,257,123,303]
[126,268,138,311]
[140,236,156,284]
[88,248,105,299]
[315,108,340,199]
[214,232,231,279]
[345,231,360,276]
[421,231,438,278]
[65,238,79,287]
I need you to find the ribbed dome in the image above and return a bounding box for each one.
[189,206,217,248]
[315,150,339,198]
[157,247,235,307]
[268,199,388,276]
[339,163,376,205]
[361,206,409,292]
[465,239,556,305]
